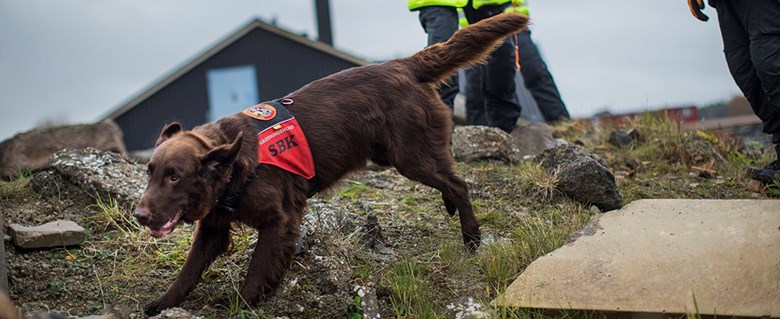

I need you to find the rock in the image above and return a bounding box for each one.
[536,144,622,211]
[609,128,643,148]
[50,148,146,209]
[360,214,384,250]
[445,296,489,319]
[297,198,357,254]
[608,129,631,147]
[30,171,62,197]
[268,231,353,318]
[149,307,203,319]
[0,213,8,292]
[509,122,556,159]
[0,120,126,178]
[127,148,154,164]
[352,286,381,319]
[451,126,519,164]
[7,220,85,249]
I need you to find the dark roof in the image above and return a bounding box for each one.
[105,18,369,120]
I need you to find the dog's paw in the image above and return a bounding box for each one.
[463,232,481,252]
[144,298,175,317]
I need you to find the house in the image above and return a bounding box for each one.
[105,18,368,151]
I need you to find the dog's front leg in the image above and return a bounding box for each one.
[238,219,299,303]
[145,222,230,315]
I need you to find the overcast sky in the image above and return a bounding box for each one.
[0,0,739,141]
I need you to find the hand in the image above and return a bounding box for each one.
[687,0,709,21]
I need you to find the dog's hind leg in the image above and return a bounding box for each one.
[386,125,481,249]
[145,222,231,315]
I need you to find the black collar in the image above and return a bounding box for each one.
[216,166,256,213]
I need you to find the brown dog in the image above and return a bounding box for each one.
[134,13,528,315]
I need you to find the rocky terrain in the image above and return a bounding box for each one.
[0,117,773,318]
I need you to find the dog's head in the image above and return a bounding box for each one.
[133,122,242,237]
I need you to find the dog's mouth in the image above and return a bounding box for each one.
[149,208,183,238]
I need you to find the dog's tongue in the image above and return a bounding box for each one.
[149,210,183,238]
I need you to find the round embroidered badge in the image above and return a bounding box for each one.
[243,104,277,121]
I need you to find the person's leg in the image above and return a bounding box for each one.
[463,4,522,132]
[716,0,780,182]
[482,34,522,132]
[516,30,570,122]
[745,1,780,120]
[419,6,460,109]
[465,66,489,125]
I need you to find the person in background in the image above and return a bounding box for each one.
[688,0,780,184]
[461,2,570,126]
[408,0,569,133]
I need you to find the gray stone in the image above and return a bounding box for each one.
[608,129,633,147]
[498,199,780,317]
[0,120,126,177]
[30,170,62,197]
[353,286,381,319]
[510,122,556,159]
[7,220,85,249]
[297,198,357,254]
[149,307,203,319]
[452,126,519,164]
[536,144,622,211]
[445,296,489,319]
[50,148,146,209]
[0,214,7,292]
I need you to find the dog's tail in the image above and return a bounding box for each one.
[406,13,529,84]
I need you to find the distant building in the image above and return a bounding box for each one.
[595,106,699,125]
[105,18,368,151]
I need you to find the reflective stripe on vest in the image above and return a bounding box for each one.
[408,0,468,10]
[457,5,529,27]
[472,0,524,9]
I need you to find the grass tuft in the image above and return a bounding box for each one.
[386,258,440,319]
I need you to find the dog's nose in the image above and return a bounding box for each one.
[134,208,152,225]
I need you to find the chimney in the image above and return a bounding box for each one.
[315,0,333,45]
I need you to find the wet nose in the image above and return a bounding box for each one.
[134,208,152,225]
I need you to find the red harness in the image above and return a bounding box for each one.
[242,99,316,180]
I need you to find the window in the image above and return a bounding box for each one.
[206,65,259,121]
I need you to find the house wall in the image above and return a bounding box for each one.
[115,27,360,151]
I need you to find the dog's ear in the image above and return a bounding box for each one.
[156,122,183,147]
[198,132,243,179]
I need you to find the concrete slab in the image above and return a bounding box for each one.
[497,199,780,317]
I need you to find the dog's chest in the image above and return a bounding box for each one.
[242,100,316,180]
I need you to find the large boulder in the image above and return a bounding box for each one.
[50,148,146,208]
[451,126,520,163]
[0,120,126,178]
[536,144,622,211]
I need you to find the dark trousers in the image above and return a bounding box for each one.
[715,0,780,145]
[467,30,570,125]
[418,6,460,109]
[418,4,522,132]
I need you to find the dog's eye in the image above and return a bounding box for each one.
[169,173,179,182]
[146,168,152,176]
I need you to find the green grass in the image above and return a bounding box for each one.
[386,258,440,319]
[0,171,32,199]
